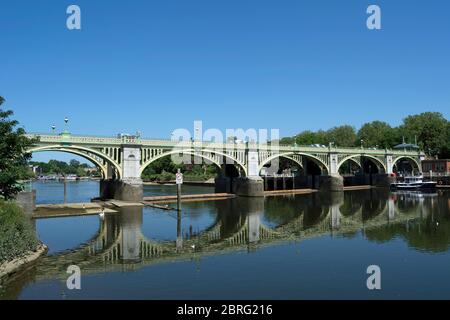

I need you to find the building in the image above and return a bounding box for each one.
[422,159,450,176]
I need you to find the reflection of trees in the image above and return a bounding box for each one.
[339,189,389,218]
[365,197,450,253]
[361,196,386,221]
[340,192,364,216]
[263,196,306,226]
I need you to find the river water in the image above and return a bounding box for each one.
[1,181,450,299]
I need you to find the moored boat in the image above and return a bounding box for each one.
[390,175,437,190]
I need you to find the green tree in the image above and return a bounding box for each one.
[0,97,36,199]
[441,122,450,159]
[400,112,448,157]
[69,159,81,168]
[326,125,357,147]
[279,137,294,145]
[295,130,325,145]
[357,121,398,149]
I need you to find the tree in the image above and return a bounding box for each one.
[279,137,294,145]
[326,125,357,147]
[295,130,325,145]
[69,159,81,168]
[441,122,450,159]
[357,121,398,149]
[0,97,36,199]
[400,112,448,157]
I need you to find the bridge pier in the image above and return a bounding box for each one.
[232,177,265,197]
[214,176,232,193]
[371,174,396,188]
[100,144,144,201]
[100,179,143,202]
[318,174,344,192]
[119,206,143,262]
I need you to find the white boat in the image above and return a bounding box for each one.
[390,175,437,190]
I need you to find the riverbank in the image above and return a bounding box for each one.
[0,244,47,284]
[0,200,46,285]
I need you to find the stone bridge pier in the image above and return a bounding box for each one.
[100,144,143,202]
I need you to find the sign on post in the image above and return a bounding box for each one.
[176,171,183,185]
[176,169,183,212]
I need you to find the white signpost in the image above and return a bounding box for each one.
[176,169,183,212]
[176,171,183,185]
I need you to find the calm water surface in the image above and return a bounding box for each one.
[1,181,450,299]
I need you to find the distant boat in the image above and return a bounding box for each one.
[64,174,78,181]
[390,175,437,191]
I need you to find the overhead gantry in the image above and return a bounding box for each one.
[26,132,425,200]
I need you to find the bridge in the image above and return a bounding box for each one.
[26,132,425,200]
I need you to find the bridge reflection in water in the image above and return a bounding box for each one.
[24,189,450,283]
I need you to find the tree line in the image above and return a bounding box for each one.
[142,156,218,182]
[29,159,97,177]
[279,112,450,159]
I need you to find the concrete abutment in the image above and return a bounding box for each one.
[100,179,143,202]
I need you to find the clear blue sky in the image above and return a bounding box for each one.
[1,0,449,162]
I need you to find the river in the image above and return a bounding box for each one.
[1,181,450,299]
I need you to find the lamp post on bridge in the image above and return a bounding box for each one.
[63,117,70,134]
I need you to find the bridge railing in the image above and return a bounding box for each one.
[276,144,422,156]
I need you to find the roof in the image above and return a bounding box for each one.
[393,143,420,150]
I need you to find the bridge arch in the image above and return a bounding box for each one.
[28,145,122,179]
[258,152,329,175]
[37,148,108,179]
[259,155,304,175]
[139,149,247,176]
[393,156,421,173]
[337,155,387,174]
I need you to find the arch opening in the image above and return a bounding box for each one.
[393,156,421,176]
[259,156,303,176]
[259,154,326,191]
[258,153,329,176]
[140,149,246,177]
[29,148,107,179]
[28,145,122,179]
[140,153,244,183]
[337,155,386,175]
